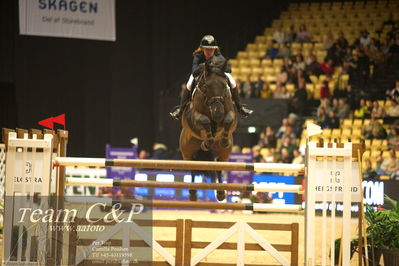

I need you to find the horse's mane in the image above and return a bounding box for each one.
[207,56,227,77]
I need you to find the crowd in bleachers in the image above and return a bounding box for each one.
[229,1,399,180]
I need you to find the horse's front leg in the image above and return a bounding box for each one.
[196,113,214,151]
[221,110,235,148]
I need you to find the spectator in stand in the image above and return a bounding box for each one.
[336,98,351,119]
[293,55,306,72]
[320,79,331,100]
[323,110,340,129]
[323,31,335,50]
[152,143,168,159]
[336,31,349,50]
[259,82,273,99]
[387,127,399,150]
[306,54,321,76]
[292,149,304,164]
[240,76,252,97]
[375,154,385,176]
[263,40,279,60]
[359,30,372,48]
[279,148,293,163]
[243,84,255,99]
[362,118,387,139]
[386,100,399,117]
[283,57,292,69]
[317,107,328,128]
[320,59,334,75]
[258,126,277,148]
[252,145,264,163]
[291,79,307,116]
[366,38,383,66]
[284,25,297,43]
[277,42,291,58]
[317,98,331,118]
[275,118,288,139]
[251,74,264,98]
[364,100,373,119]
[331,98,339,114]
[138,150,150,159]
[357,49,370,91]
[287,67,298,86]
[264,149,275,163]
[287,112,302,137]
[362,158,379,179]
[279,136,297,158]
[273,25,285,44]
[354,99,368,119]
[273,84,290,99]
[281,125,297,144]
[387,35,399,68]
[296,24,312,43]
[276,66,288,86]
[380,149,399,176]
[371,100,385,118]
[386,80,399,103]
[327,42,345,66]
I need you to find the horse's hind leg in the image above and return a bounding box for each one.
[216,170,226,201]
[189,171,198,201]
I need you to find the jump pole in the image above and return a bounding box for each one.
[77,198,302,213]
[55,157,304,173]
[66,177,303,193]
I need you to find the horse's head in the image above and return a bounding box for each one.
[201,73,229,123]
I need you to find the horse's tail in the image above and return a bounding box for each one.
[191,150,218,179]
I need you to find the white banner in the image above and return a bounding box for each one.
[19,0,116,41]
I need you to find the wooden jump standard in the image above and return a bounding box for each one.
[55,157,304,173]
[66,177,303,193]
[111,199,302,213]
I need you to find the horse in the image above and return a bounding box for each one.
[179,55,238,201]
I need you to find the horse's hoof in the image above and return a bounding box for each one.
[200,141,209,151]
[216,190,226,201]
[220,138,231,148]
[189,190,198,201]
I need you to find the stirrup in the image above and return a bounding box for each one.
[169,106,181,120]
[239,105,253,118]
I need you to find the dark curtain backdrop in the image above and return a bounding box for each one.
[0,0,288,157]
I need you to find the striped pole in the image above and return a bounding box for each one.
[66,178,303,193]
[113,199,303,213]
[56,157,304,173]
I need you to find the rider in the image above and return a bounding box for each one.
[170,35,253,120]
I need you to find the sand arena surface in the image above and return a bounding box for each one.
[151,210,379,265]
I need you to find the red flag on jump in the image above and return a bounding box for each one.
[53,114,66,129]
[38,117,54,130]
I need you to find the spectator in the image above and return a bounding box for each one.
[359,30,372,48]
[364,100,373,119]
[240,76,252,97]
[152,143,168,159]
[264,40,279,60]
[356,49,370,90]
[275,118,288,139]
[276,66,288,85]
[317,107,328,128]
[386,100,399,117]
[320,80,331,100]
[281,126,297,144]
[336,31,349,50]
[279,148,293,163]
[323,31,335,50]
[243,84,255,99]
[259,82,273,99]
[306,54,321,76]
[387,35,399,68]
[371,100,385,118]
[362,118,387,139]
[291,80,308,116]
[293,55,306,72]
[319,59,334,75]
[251,74,264,97]
[277,42,291,58]
[292,149,304,164]
[287,112,302,137]
[354,99,368,119]
[279,136,297,158]
[258,126,277,148]
[387,127,399,150]
[296,24,311,43]
[331,98,339,114]
[273,84,290,99]
[252,145,264,163]
[324,110,340,129]
[284,25,297,43]
[380,149,399,176]
[386,80,399,103]
[336,98,351,119]
[362,158,379,179]
[138,150,150,159]
[263,150,275,163]
[273,25,285,44]
[317,98,332,118]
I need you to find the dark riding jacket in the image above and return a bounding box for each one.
[192,51,232,77]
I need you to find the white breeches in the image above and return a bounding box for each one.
[186,73,236,91]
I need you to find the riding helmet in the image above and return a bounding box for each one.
[200,35,218,49]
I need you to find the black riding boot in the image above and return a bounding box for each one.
[170,89,191,120]
[231,87,253,118]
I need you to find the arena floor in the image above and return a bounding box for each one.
[152,210,382,266]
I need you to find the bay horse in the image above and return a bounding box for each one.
[179,56,238,201]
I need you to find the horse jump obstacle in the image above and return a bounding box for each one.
[2,128,365,266]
